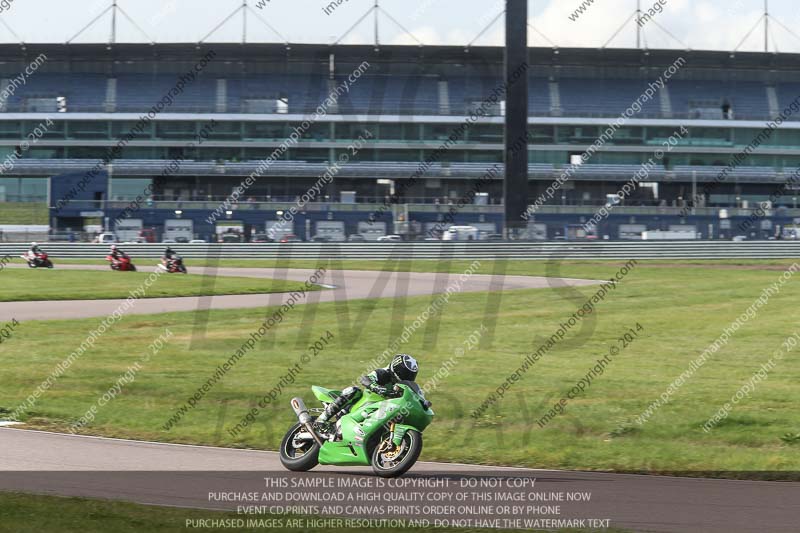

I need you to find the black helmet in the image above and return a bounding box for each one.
[390,354,418,382]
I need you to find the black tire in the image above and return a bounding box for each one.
[180,265,187,274]
[279,423,320,472]
[45,260,53,269]
[371,429,423,478]
[129,264,137,272]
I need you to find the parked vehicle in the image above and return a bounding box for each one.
[641,230,698,240]
[95,233,118,244]
[21,251,53,269]
[280,234,302,243]
[442,226,478,241]
[347,234,366,242]
[377,234,402,242]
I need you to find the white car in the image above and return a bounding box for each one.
[95,233,118,244]
[377,235,402,242]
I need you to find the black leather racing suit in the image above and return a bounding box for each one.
[315,368,401,426]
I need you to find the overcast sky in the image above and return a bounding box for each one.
[0,0,798,52]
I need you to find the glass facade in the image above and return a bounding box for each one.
[2,119,797,157]
[0,177,48,201]
[2,118,800,209]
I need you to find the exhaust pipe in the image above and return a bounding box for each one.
[291,397,324,446]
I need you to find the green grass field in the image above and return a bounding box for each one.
[0,202,48,224]
[2,259,800,477]
[0,269,310,301]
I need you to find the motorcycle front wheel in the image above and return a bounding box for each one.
[279,422,320,472]
[371,429,422,478]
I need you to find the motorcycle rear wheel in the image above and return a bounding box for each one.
[371,429,422,478]
[279,422,320,472]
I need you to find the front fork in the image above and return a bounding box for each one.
[379,422,397,452]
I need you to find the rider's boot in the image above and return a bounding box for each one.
[314,386,360,439]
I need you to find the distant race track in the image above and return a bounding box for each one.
[2,263,799,532]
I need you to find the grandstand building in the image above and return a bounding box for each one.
[2,42,800,241]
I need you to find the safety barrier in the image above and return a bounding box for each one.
[2,241,800,260]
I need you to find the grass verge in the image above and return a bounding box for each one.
[1,260,799,476]
[0,269,311,301]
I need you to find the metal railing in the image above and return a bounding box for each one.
[1,241,799,260]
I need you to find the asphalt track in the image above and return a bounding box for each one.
[2,428,799,532]
[0,264,600,322]
[1,265,798,532]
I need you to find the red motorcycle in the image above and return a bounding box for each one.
[21,251,54,269]
[106,254,137,272]
[159,256,187,274]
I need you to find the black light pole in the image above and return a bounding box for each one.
[503,0,529,238]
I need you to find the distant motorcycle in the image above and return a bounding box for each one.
[158,256,187,274]
[106,254,137,272]
[21,251,54,269]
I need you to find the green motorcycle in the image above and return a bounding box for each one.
[280,381,434,477]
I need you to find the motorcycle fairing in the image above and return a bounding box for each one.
[317,386,432,466]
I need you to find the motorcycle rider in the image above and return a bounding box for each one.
[27,242,44,266]
[315,354,419,428]
[109,244,126,261]
[162,246,178,269]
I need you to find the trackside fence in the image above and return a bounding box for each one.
[1,242,800,260]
